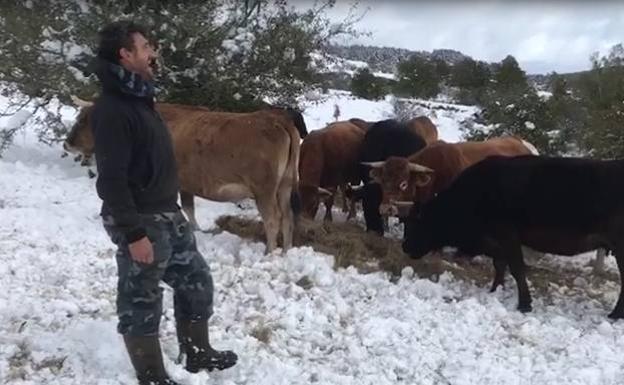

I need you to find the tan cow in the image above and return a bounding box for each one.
[365,136,539,217]
[406,116,438,145]
[64,98,300,253]
[299,121,365,221]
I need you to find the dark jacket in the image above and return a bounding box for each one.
[91,59,179,243]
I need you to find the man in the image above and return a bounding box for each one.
[91,21,237,385]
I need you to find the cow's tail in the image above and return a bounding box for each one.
[281,119,302,245]
[290,190,302,218]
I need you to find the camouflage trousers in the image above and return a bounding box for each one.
[103,210,214,336]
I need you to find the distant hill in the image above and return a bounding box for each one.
[326,44,471,73]
[323,43,588,92]
[528,69,593,91]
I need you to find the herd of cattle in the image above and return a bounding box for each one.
[63,97,624,319]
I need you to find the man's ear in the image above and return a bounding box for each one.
[119,45,133,63]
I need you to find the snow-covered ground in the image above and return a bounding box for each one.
[300,89,475,142]
[1,91,623,385]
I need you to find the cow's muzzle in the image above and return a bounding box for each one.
[380,201,414,218]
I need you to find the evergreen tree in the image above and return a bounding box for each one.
[0,0,361,154]
[494,55,528,92]
[350,67,386,100]
[465,89,560,155]
[448,58,491,105]
[393,55,440,99]
[433,58,451,82]
[575,44,624,158]
[545,72,589,155]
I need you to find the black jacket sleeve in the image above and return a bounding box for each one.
[91,106,146,243]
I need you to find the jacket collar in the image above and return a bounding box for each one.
[94,57,155,100]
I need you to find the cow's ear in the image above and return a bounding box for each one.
[369,168,382,183]
[413,174,432,187]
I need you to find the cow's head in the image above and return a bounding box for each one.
[299,184,333,219]
[63,95,95,157]
[402,203,436,259]
[363,156,434,216]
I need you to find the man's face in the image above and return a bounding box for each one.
[119,32,157,80]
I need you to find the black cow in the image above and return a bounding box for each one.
[266,105,308,139]
[358,119,427,234]
[402,155,624,318]
[282,106,308,139]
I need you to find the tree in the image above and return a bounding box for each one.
[549,72,568,99]
[350,68,386,100]
[393,55,440,99]
[448,58,491,105]
[545,73,589,155]
[0,0,362,155]
[449,58,489,89]
[464,89,561,155]
[574,44,624,158]
[433,58,451,82]
[494,55,528,92]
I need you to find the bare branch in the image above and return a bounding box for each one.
[0,96,33,117]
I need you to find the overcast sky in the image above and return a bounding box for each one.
[308,1,624,74]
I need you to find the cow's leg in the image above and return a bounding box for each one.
[345,185,362,221]
[339,185,349,213]
[608,247,624,319]
[256,195,281,254]
[383,216,389,232]
[180,191,200,231]
[323,191,335,222]
[593,248,607,274]
[347,197,357,220]
[276,187,295,252]
[490,257,507,292]
[508,247,531,313]
[362,183,384,235]
[485,229,531,312]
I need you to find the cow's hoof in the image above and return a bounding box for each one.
[517,303,532,313]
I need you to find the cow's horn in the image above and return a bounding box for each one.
[408,163,434,173]
[317,187,332,196]
[391,201,414,208]
[70,95,94,107]
[361,161,385,168]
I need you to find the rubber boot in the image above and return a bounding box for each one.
[123,335,180,385]
[176,320,238,373]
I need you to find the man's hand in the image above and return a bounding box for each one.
[128,236,154,264]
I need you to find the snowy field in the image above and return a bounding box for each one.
[1,91,624,385]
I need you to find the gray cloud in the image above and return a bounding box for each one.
[311,1,624,74]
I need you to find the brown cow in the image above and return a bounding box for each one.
[64,98,300,253]
[365,136,538,217]
[406,116,438,145]
[348,118,373,131]
[299,121,365,221]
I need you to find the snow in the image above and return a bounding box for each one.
[1,90,623,385]
[300,90,476,143]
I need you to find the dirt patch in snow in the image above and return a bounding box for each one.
[215,215,620,306]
